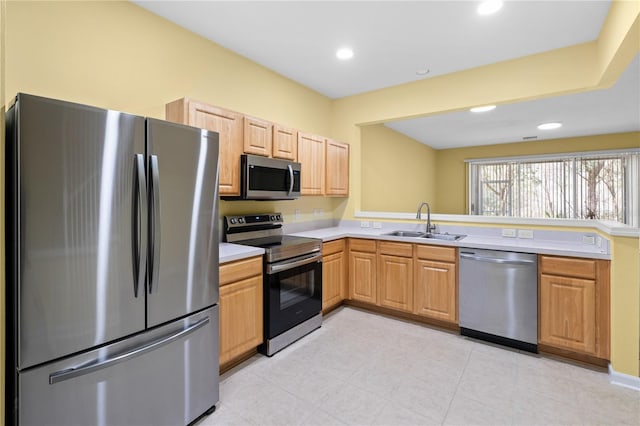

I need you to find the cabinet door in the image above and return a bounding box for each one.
[219,275,263,366]
[273,124,298,160]
[349,251,377,304]
[414,259,457,323]
[297,132,325,195]
[244,116,273,157]
[540,274,596,355]
[166,99,243,196]
[325,139,349,196]
[378,255,413,312]
[323,251,346,311]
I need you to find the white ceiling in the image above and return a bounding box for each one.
[134,0,639,149]
[386,54,640,149]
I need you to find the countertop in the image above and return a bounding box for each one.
[288,226,611,259]
[220,224,611,263]
[219,242,264,264]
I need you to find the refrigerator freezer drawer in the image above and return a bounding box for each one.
[18,306,219,426]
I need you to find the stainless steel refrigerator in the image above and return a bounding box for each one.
[5,93,220,425]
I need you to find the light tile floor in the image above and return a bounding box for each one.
[197,306,640,426]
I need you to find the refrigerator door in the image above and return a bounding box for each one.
[146,119,219,327]
[12,94,147,369]
[18,306,219,426]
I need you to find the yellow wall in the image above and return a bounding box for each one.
[435,131,640,214]
[610,235,640,376]
[4,0,340,223]
[361,124,437,212]
[328,0,639,377]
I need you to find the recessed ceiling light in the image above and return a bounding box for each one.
[416,68,430,76]
[470,105,496,113]
[336,47,354,60]
[537,122,563,130]
[538,122,562,130]
[477,0,503,16]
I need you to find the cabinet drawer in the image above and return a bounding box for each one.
[220,256,262,286]
[540,255,596,279]
[416,245,457,262]
[379,241,413,257]
[323,239,346,256]
[349,238,377,253]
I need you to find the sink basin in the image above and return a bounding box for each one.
[421,233,466,241]
[384,230,426,238]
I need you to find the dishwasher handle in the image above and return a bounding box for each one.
[460,252,536,265]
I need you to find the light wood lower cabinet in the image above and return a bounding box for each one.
[539,255,610,359]
[219,256,263,367]
[414,259,457,323]
[412,245,458,324]
[378,242,413,312]
[349,239,378,304]
[539,256,610,359]
[322,239,347,312]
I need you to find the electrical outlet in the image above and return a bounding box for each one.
[360,221,370,228]
[582,235,595,245]
[596,236,603,248]
[372,222,382,229]
[518,229,534,239]
[502,228,516,238]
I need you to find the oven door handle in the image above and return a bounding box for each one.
[267,252,321,274]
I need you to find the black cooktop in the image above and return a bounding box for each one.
[224,213,322,263]
[232,235,321,263]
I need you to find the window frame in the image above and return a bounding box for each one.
[467,149,640,226]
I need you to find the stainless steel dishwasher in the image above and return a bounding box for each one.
[459,248,538,352]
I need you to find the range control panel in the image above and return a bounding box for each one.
[224,213,283,230]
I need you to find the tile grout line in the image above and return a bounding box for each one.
[439,344,475,425]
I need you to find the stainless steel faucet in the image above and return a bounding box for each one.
[416,202,436,235]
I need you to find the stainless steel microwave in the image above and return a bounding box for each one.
[222,154,301,200]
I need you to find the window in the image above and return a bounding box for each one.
[468,150,640,226]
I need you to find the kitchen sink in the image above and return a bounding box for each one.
[384,230,427,238]
[384,230,466,241]
[421,233,466,241]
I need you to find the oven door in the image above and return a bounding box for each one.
[265,252,322,338]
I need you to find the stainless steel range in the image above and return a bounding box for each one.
[224,213,323,356]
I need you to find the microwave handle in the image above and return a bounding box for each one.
[287,164,294,196]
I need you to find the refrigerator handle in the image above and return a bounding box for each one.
[48,317,210,384]
[132,154,148,298]
[148,155,161,294]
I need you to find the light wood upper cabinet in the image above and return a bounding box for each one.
[322,239,347,312]
[413,245,458,324]
[273,124,298,160]
[325,139,349,196]
[219,256,263,368]
[378,253,413,313]
[539,255,610,359]
[349,239,377,304]
[166,98,243,196]
[297,132,326,195]
[243,116,272,157]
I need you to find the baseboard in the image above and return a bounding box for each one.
[609,364,640,391]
